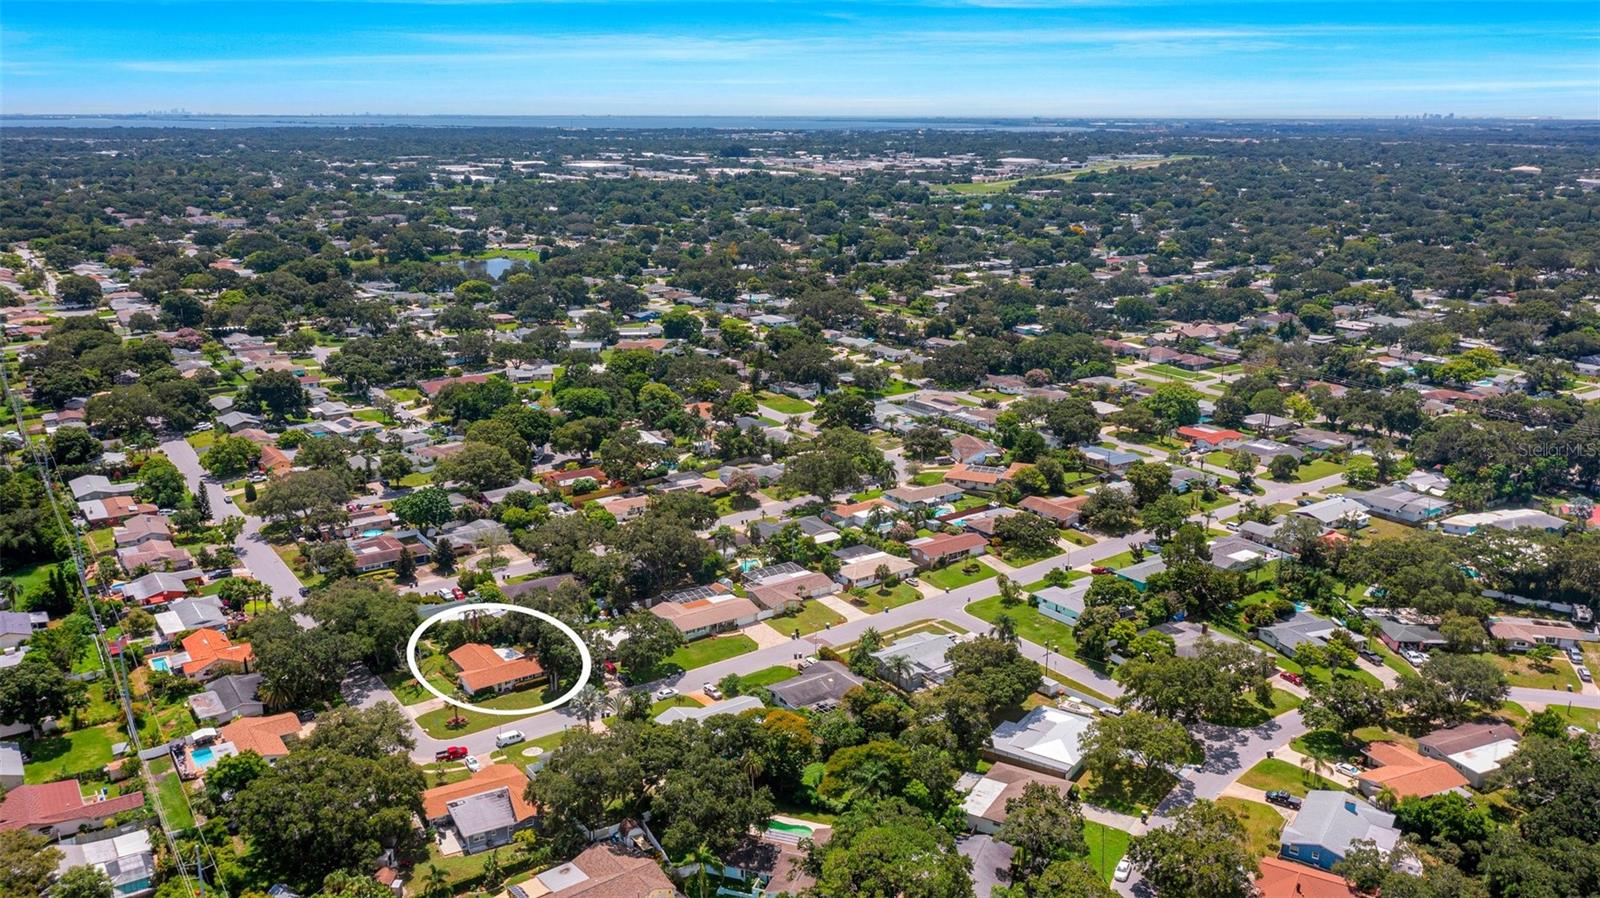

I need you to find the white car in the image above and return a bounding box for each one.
[655,686,678,700]
[1404,650,1428,666]
[463,755,481,773]
[1336,763,1363,778]
[1114,858,1133,882]
[703,684,723,700]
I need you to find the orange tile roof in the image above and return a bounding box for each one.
[219,713,303,758]
[449,643,546,693]
[1256,857,1358,898]
[180,629,253,677]
[1358,741,1469,799]
[422,763,537,822]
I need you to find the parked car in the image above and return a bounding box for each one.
[436,588,454,600]
[1404,650,1428,666]
[463,755,481,773]
[655,686,678,700]
[1090,566,1113,575]
[1114,858,1133,882]
[452,587,466,600]
[1278,670,1304,686]
[495,730,525,748]
[1336,763,1363,778]
[703,684,723,700]
[434,745,468,762]
[904,577,919,586]
[1578,666,1592,683]
[1264,790,1302,810]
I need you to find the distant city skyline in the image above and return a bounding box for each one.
[3,0,1597,118]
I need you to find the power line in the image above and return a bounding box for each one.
[0,333,213,898]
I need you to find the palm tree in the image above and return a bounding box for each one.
[481,848,504,892]
[711,525,737,557]
[990,613,1019,644]
[423,864,449,898]
[886,654,914,688]
[683,842,721,898]
[571,684,608,726]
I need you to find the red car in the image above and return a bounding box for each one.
[1090,566,1113,575]
[434,746,469,761]
[452,587,466,601]
[1278,670,1304,686]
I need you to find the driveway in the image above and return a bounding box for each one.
[957,834,1013,898]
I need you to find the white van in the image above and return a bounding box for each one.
[495,730,525,748]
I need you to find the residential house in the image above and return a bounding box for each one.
[152,596,228,645]
[346,534,428,573]
[0,612,45,651]
[1176,425,1244,448]
[1243,413,1296,435]
[943,463,1027,494]
[1355,742,1468,800]
[69,475,138,503]
[950,434,1001,464]
[833,549,917,589]
[217,411,262,432]
[872,632,958,690]
[0,742,22,789]
[1347,487,1452,524]
[117,538,194,574]
[986,706,1093,779]
[0,780,146,838]
[713,828,828,898]
[1279,791,1404,872]
[649,584,760,640]
[907,532,988,568]
[960,762,1076,834]
[1416,723,1521,788]
[767,661,866,711]
[1116,556,1167,591]
[743,564,838,612]
[515,843,675,898]
[1236,439,1305,463]
[1018,494,1088,527]
[1376,619,1446,654]
[1442,509,1567,536]
[187,673,264,723]
[1289,428,1360,454]
[751,516,840,545]
[113,515,171,548]
[821,497,896,530]
[1259,613,1362,658]
[179,629,253,680]
[1254,857,1361,898]
[1033,583,1089,626]
[884,483,965,511]
[56,828,156,898]
[1208,535,1284,572]
[1488,618,1598,652]
[1294,497,1370,530]
[421,764,537,855]
[1080,446,1140,476]
[449,643,546,696]
[218,713,303,762]
[81,497,159,527]
[122,571,196,606]
[655,695,764,724]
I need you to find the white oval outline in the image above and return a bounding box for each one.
[405,602,592,716]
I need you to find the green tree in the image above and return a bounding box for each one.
[1078,711,1193,803]
[1127,799,1256,898]
[1267,453,1301,482]
[244,369,311,421]
[614,611,684,679]
[995,782,1088,879]
[0,658,89,736]
[202,435,264,479]
[392,486,454,534]
[0,830,63,897]
[136,456,188,508]
[437,442,521,493]
[806,799,974,898]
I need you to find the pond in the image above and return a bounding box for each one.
[458,257,520,280]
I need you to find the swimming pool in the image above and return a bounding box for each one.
[766,821,813,836]
[150,657,171,673]
[361,528,385,538]
[191,746,217,767]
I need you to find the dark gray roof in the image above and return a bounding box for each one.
[767,661,866,709]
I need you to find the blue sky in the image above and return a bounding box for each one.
[2,1,1597,117]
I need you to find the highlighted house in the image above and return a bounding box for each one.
[449,643,546,696]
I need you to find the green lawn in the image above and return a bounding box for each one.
[23,724,119,783]
[779,601,847,636]
[1083,821,1132,882]
[663,634,759,672]
[379,651,460,705]
[1237,758,1341,796]
[1217,797,1284,859]
[755,392,814,414]
[1291,458,1346,482]
[1002,544,1065,566]
[154,773,197,831]
[1144,363,1208,382]
[1091,550,1139,571]
[1481,653,1581,691]
[844,583,923,614]
[967,594,1078,654]
[911,470,950,486]
[924,560,999,590]
[734,665,801,691]
[398,471,433,488]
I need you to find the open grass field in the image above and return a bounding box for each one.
[1237,758,1341,796]
[1083,821,1132,881]
[934,156,1190,195]
[1217,797,1285,859]
[755,391,814,414]
[734,665,801,691]
[1482,652,1581,691]
[23,724,119,783]
[664,633,759,671]
[781,601,847,635]
[845,583,923,614]
[967,594,1078,654]
[924,559,998,590]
